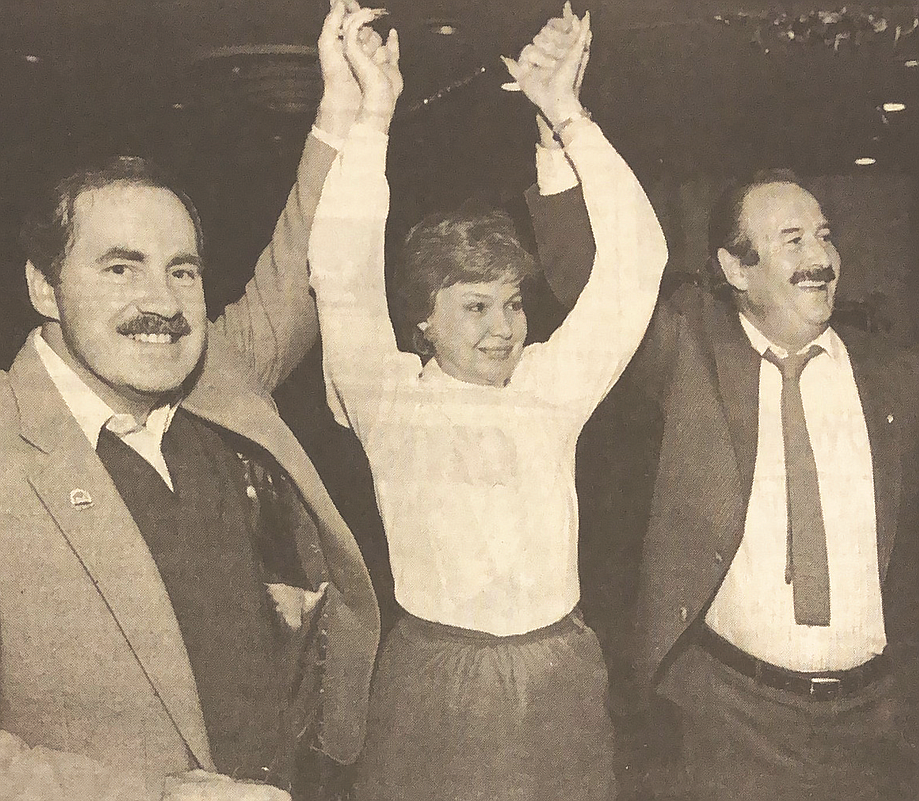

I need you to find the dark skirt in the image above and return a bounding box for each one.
[352,609,617,801]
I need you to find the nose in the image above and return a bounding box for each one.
[805,235,837,267]
[135,271,182,317]
[487,306,514,339]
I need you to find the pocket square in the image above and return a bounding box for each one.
[266,582,328,630]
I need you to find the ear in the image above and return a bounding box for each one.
[717,247,749,292]
[26,260,61,321]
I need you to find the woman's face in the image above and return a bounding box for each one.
[421,278,527,387]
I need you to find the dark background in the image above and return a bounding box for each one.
[2,3,919,788]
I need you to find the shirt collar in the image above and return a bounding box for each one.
[33,330,177,449]
[419,355,512,390]
[738,313,842,363]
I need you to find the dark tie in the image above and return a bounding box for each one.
[763,345,830,626]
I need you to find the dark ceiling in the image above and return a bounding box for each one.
[2,0,919,357]
[5,1,919,178]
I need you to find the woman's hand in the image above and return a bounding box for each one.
[340,8,402,134]
[502,4,591,129]
[316,1,385,139]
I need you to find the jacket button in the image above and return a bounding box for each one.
[887,414,894,424]
[679,606,689,622]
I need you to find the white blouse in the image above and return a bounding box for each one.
[309,120,667,635]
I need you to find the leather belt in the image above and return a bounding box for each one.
[698,626,888,701]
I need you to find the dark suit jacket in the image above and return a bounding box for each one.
[527,184,919,691]
[0,135,380,800]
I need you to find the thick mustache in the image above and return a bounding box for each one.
[790,267,836,285]
[117,313,192,337]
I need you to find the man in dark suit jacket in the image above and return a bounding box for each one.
[528,159,919,799]
[0,5,381,799]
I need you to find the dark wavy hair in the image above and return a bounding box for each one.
[396,206,538,358]
[707,167,807,284]
[20,155,204,285]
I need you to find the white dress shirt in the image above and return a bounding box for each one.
[309,121,668,636]
[34,331,177,490]
[705,317,886,671]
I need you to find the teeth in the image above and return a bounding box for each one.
[797,281,825,288]
[127,333,173,344]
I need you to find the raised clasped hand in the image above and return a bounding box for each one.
[502,2,591,128]
[339,7,402,134]
[317,1,386,137]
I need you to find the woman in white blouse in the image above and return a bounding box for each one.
[308,6,668,799]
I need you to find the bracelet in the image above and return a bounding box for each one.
[552,108,592,144]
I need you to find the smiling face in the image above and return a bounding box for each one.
[720,182,840,352]
[421,278,527,387]
[28,182,207,417]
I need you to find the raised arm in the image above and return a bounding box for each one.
[525,118,680,407]
[308,10,412,440]
[525,179,593,311]
[506,13,668,420]
[212,2,369,393]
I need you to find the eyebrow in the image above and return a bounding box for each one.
[97,247,145,263]
[95,248,203,269]
[168,253,204,269]
[780,221,830,235]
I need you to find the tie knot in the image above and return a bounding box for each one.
[763,344,823,382]
[105,413,144,437]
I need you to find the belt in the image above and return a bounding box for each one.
[698,626,888,701]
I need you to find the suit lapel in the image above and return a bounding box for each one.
[841,330,901,580]
[183,335,345,543]
[703,295,761,501]
[183,334,376,613]
[9,340,215,771]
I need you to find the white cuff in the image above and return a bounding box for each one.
[311,125,346,153]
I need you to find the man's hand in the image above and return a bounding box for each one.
[502,3,591,129]
[163,770,291,801]
[316,0,386,139]
[340,8,402,134]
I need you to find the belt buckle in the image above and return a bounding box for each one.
[809,676,842,699]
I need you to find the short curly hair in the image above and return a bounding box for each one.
[20,155,204,286]
[396,207,538,357]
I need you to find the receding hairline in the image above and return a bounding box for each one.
[735,180,824,240]
[67,181,202,257]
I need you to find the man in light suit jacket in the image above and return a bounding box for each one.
[0,4,380,799]
[527,131,919,796]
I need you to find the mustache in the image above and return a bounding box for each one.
[116,312,192,337]
[790,267,836,285]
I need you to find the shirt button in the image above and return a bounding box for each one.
[679,606,689,623]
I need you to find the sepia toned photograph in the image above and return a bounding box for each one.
[0,1,918,799]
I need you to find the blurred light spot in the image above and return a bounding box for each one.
[854,157,876,166]
[882,102,906,112]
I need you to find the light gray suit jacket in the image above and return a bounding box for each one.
[0,134,380,800]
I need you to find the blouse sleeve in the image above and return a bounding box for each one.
[514,118,668,425]
[308,124,419,442]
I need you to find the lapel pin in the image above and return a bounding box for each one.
[70,488,93,509]
[887,414,894,424]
